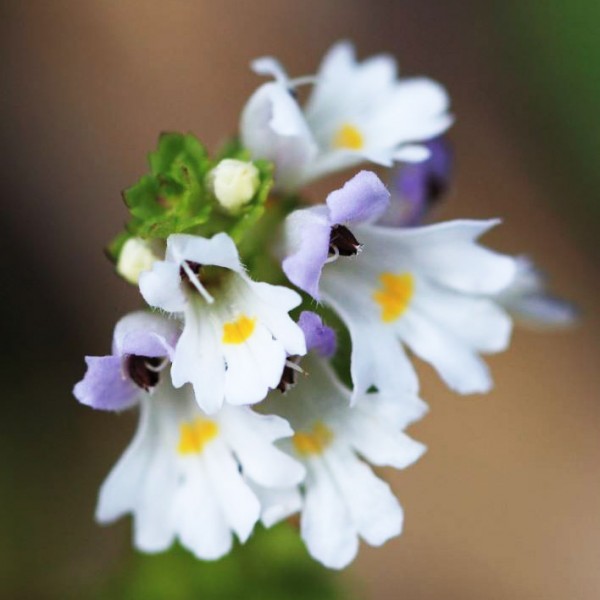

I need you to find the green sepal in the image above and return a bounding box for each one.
[123,132,214,239]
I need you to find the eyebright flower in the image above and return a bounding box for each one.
[73,311,179,411]
[241,41,452,191]
[283,171,516,398]
[378,136,453,227]
[496,256,578,329]
[263,313,427,569]
[139,232,306,414]
[96,378,305,560]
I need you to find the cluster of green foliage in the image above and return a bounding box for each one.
[107,132,274,262]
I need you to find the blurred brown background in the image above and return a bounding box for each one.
[1,1,599,598]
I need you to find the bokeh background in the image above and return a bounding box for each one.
[1,1,599,598]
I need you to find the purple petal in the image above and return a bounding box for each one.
[326,171,390,225]
[282,207,331,299]
[381,137,453,227]
[298,312,337,358]
[73,356,139,412]
[113,311,181,359]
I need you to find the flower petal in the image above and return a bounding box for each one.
[298,311,337,358]
[282,207,331,299]
[220,407,305,488]
[300,458,359,569]
[73,356,139,412]
[326,171,390,225]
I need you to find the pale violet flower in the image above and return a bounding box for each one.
[96,378,305,560]
[139,233,306,414]
[263,312,427,569]
[241,41,452,191]
[73,311,179,411]
[378,136,453,227]
[497,256,578,329]
[283,171,516,398]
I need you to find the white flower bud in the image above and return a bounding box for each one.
[116,238,158,285]
[209,159,260,213]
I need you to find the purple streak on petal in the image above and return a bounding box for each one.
[73,356,139,411]
[381,137,453,227]
[298,312,337,358]
[282,209,331,299]
[326,171,390,225]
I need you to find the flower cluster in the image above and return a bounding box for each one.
[74,41,575,569]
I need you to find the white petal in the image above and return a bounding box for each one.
[359,220,516,294]
[166,233,242,272]
[320,269,419,400]
[204,439,261,544]
[222,320,287,405]
[326,446,403,547]
[249,482,302,528]
[399,309,494,394]
[171,303,226,414]
[139,261,186,313]
[173,458,233,560]
[237,277,306,356]
[347,405,426,469]
[220,406,305,487]
[300,459,359,570]
[240,81,318,191]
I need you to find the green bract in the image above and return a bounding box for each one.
[108,133,274,264]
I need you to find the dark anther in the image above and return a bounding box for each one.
[127,355,163,391]
[329,224,361,257]
[277,356,301,394]
[425,175,447,207]
[179,260,202,281]
[288,88,298,100]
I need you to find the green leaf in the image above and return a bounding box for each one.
[123,133,214,239]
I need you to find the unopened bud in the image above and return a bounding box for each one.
[116,238,158,285]
[209,159,260,213]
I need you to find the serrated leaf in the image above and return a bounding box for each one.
[123,133,215,239]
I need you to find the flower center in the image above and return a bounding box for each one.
[277,356,303,393]
[328,224,361,257]
[292,422,334,456]
[222,314,256,344]
[373,272,415,322]
[126,355,164,390]
[177,418,219,455]
[332,123,364,150]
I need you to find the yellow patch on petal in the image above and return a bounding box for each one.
[332,123,364,150]
[177,418,219,455]
[293,422,334,456]
[222,314,256,344]
[373,272,415,323]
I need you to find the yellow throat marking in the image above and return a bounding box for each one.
[373,272,415,323]
[333,123,364,150]
[177,418,219,455]
[293,422,334,456]
[222,314,256,344]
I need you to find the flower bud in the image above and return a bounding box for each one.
[116,238,158,285]
[208,159,260,213]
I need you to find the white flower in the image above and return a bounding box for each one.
[139,233,306,414]
[208,159,260,213]
[116,238,160,285]
[264,353,427,569]
[96,379,305,560]
[283,176,516,399]
[496,256,578,329]
[240,41,451,191]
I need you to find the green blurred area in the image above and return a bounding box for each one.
[500,1,600,248]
